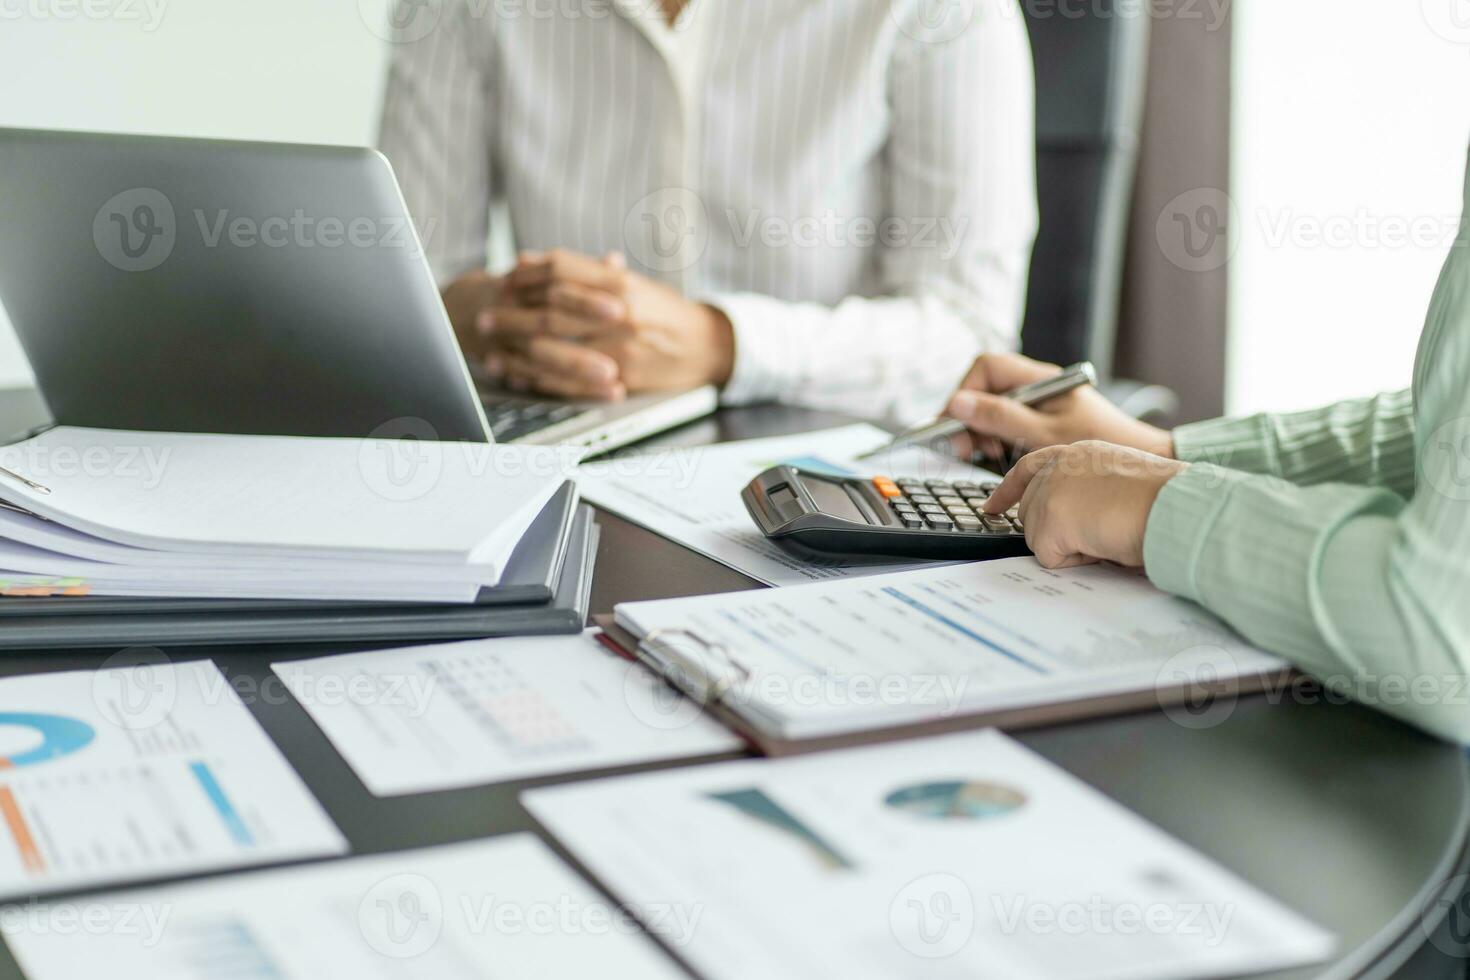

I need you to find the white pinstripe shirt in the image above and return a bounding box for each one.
[379,0,1037,424]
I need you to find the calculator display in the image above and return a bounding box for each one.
[802,476,867,524]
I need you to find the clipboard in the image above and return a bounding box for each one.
[593,615,1295,759]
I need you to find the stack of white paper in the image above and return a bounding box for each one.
[0,426,576,602]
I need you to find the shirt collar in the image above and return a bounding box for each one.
[611,0,697,62]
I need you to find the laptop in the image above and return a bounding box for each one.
[0,128,716,451]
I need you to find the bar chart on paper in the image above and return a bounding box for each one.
[0,660,345,897]
[273,632,739,795]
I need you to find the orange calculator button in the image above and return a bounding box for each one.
[872,477,902,498]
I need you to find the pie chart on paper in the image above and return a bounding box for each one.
[883,780,1027,821]
[0,713,96,769]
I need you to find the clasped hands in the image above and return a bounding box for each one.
[944,353,1190,571]
[444,258,1188,571]
[443,249,734,402]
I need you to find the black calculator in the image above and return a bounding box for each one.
[741,465,1031,560]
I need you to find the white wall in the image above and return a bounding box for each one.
[1230,0,1470,414]
[0,0,393,387]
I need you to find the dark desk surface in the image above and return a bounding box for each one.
[0,392,1466,980]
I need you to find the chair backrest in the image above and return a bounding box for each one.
[1018,2,1151,377]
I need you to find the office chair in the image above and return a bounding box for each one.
[1018,2,1179,422]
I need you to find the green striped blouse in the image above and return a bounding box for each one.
[1143,150,1470,744]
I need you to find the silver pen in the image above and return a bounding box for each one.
[865,361,1098,457]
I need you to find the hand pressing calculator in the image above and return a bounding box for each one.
[741,465,1031,560]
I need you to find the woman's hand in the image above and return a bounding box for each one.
[481,249,735,399]
[443,267,626,400]
[441,270,506,364]
[981,441,1188,568]
[946,353,1175,459]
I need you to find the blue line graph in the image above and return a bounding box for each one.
[882,587,1048,674]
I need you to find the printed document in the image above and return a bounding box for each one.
[2,834,688,980]
[0,660,345,897]
[525,729,1334,980]
[615,558,1286,740]
[273,631,742,795]
[576,424,998,586]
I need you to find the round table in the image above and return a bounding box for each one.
[0,393,1464,979]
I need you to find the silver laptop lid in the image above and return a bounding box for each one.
[0,128,490,442]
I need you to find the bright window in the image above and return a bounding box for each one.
[1229,0,1470,414]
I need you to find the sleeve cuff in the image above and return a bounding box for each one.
[1144,460,1410,686]
[1142,463,1252,603]
[1171,415,1280,475]
[707,292,803,406]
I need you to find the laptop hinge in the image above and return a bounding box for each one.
[3,420,57,447]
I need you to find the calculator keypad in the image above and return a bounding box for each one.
[873,478,1023,535]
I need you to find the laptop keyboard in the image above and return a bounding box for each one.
[481,398,590,442]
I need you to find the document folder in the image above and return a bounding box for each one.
[0,482,581,617]
[0,491,596,649]
[593,615,1291,759]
